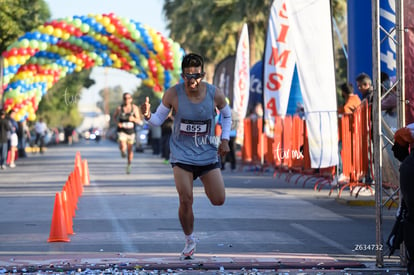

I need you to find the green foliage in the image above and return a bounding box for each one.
[163,0,272,65]
[0,0,51,52]
[37,70,95,128]
[97,84,124,124]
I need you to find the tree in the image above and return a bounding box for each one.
[163,0,272,67]
[0,0,51,52]
[97,84,124,127]
[37,70,95,128]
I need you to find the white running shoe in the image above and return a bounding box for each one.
[181,238,196,260]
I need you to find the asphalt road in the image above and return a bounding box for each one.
[0,139,406,273]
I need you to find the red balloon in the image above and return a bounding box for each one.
[10,48,18,56]
[66,25,76,34]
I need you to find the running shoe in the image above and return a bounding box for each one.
[180,238,196,260]
[126,164,131,174]
[9,163,16,168]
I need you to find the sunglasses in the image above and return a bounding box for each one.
[183,72,205,80]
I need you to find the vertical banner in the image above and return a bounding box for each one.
[248,60,263,113]
[405,0,414,124]
[288,0,338,168]
[347,0,373,96]
[213,55,235,106]
[380,0,396,79]
[233,23,250,145]
[263,0,296,138]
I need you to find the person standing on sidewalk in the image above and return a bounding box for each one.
[140,53,231,259]
[392,125,414,275]
[112,92,142,174]
[7,109,19,168]
[34,118,48,154]
[0,110,11,170]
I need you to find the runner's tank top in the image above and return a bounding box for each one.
[170,83,219,165]
[118,105,136,135]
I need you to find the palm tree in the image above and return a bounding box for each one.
[163,0,272,68]
[163,0,347,85]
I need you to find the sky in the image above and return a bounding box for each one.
[44,0,169,111]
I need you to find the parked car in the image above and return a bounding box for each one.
[83,127,102,142]
[135,122,150,152]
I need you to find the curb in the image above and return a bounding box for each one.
[335,197,399,207]
[0,253,367,274]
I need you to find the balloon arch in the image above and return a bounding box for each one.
[1,13,184,122]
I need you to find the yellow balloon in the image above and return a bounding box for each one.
[28,113,36,121]
[62,32,70,40]
[109,53,118,61]
[154,41,164,53]
[45,25,54,35]
[102,17,110,27]
[101,36,108,44]
[106,24,115,33]
[53,28,63,38]
[8,56,18,66]
[113,60,121,68]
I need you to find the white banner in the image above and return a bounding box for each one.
[263,0,338,168]
[287,0,338,168]
[263,0,296,138]
[233,23,250,145]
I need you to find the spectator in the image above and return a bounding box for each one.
[0,110,11,170]
[161,114,173,164]
[356,72,373,104]
[17,120,31,158]
[356,72,374,184]
[34,118,48,154]
[64,124,74,145]
[7,110,19,168]
[150,124,162,155]
[392,125,414,275]
[338,82,361,115]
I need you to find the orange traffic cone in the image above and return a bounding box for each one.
[82,159,90,186]
[75,152,82,174]
[48,192,70,242]
[61,189,74,235]
[74,166,84,195]
[67,174,78,214]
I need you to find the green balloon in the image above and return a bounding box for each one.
[29,40,39,49]
[20,39,30,48]
[80,24,90,33]
[73,18,82,28]
[39,42,48,51]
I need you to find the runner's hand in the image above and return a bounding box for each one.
[218,139,230,157]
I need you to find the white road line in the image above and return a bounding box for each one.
[291,223,351,254]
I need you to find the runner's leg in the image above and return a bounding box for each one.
[200,168,225,206]
[173,166,194,235]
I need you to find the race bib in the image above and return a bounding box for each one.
[179,119,210,136]
[122,122,134,129]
